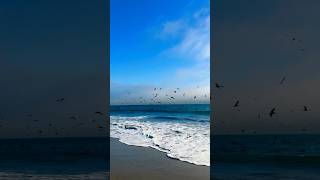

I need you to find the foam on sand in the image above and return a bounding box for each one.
[110,115,210,166]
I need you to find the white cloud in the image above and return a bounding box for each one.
[171,14,210,62]
[161,19,186,37]
[111,7,210,105]
[167,8,210,86]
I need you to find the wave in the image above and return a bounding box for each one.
[110,115,210,166]
[152,115,209,122]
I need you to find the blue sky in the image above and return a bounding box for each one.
[111,0,210,105]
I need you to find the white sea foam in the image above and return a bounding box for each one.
[110,115,210,166]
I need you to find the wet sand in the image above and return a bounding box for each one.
[110,138,209,180]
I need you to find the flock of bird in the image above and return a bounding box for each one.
[0,98,106,137]
[217,78,309,118]
[120,86,210,105]
[214,34,311,134]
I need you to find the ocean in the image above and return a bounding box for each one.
[0,137,109,179]
[213,134,320,179]
[110,104,210,166]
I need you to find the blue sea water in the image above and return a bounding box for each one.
[110,104,210,166]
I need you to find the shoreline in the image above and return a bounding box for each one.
[110,137,210,180]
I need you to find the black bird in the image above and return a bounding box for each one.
[194,96,197,99]
[154,88,157,91]
[304,106,308,111]
[241,129,245,133]
[69,116,77,120]
[56,98,65,103]
[215,83,224,88]
[174,91,177,93]
[280,76,286,84]
[269,108,276,117]
[170,96,175,99]
[95,111,103,115]
[233,100,240,107]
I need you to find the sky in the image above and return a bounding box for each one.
[213,0,320,134]
[0,0,107,138]
[110,0,210,105]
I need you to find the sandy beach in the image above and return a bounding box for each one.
[110,138,210,180]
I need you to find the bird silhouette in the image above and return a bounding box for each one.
[280,76,286,84]
[69,116,77,120]
[304,106,308,111]
[269,108,276,117]
[95,111,103,115]
[215,83,224,88]
[233,100,240,107]
[56,98,65,103]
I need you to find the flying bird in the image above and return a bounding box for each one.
[233,100,240,107]
[56,98,65,103]
[95,111,103,115]
[304,106,308,112]
[269,108,276,117]
[280,76,286,84]
[69,116,77,120]
[215,83,224,88]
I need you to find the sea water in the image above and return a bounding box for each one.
[110,104,210,166]
[213,134,320,179]
[0,138,109,179]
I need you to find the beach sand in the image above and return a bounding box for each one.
[110,138,209,180]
